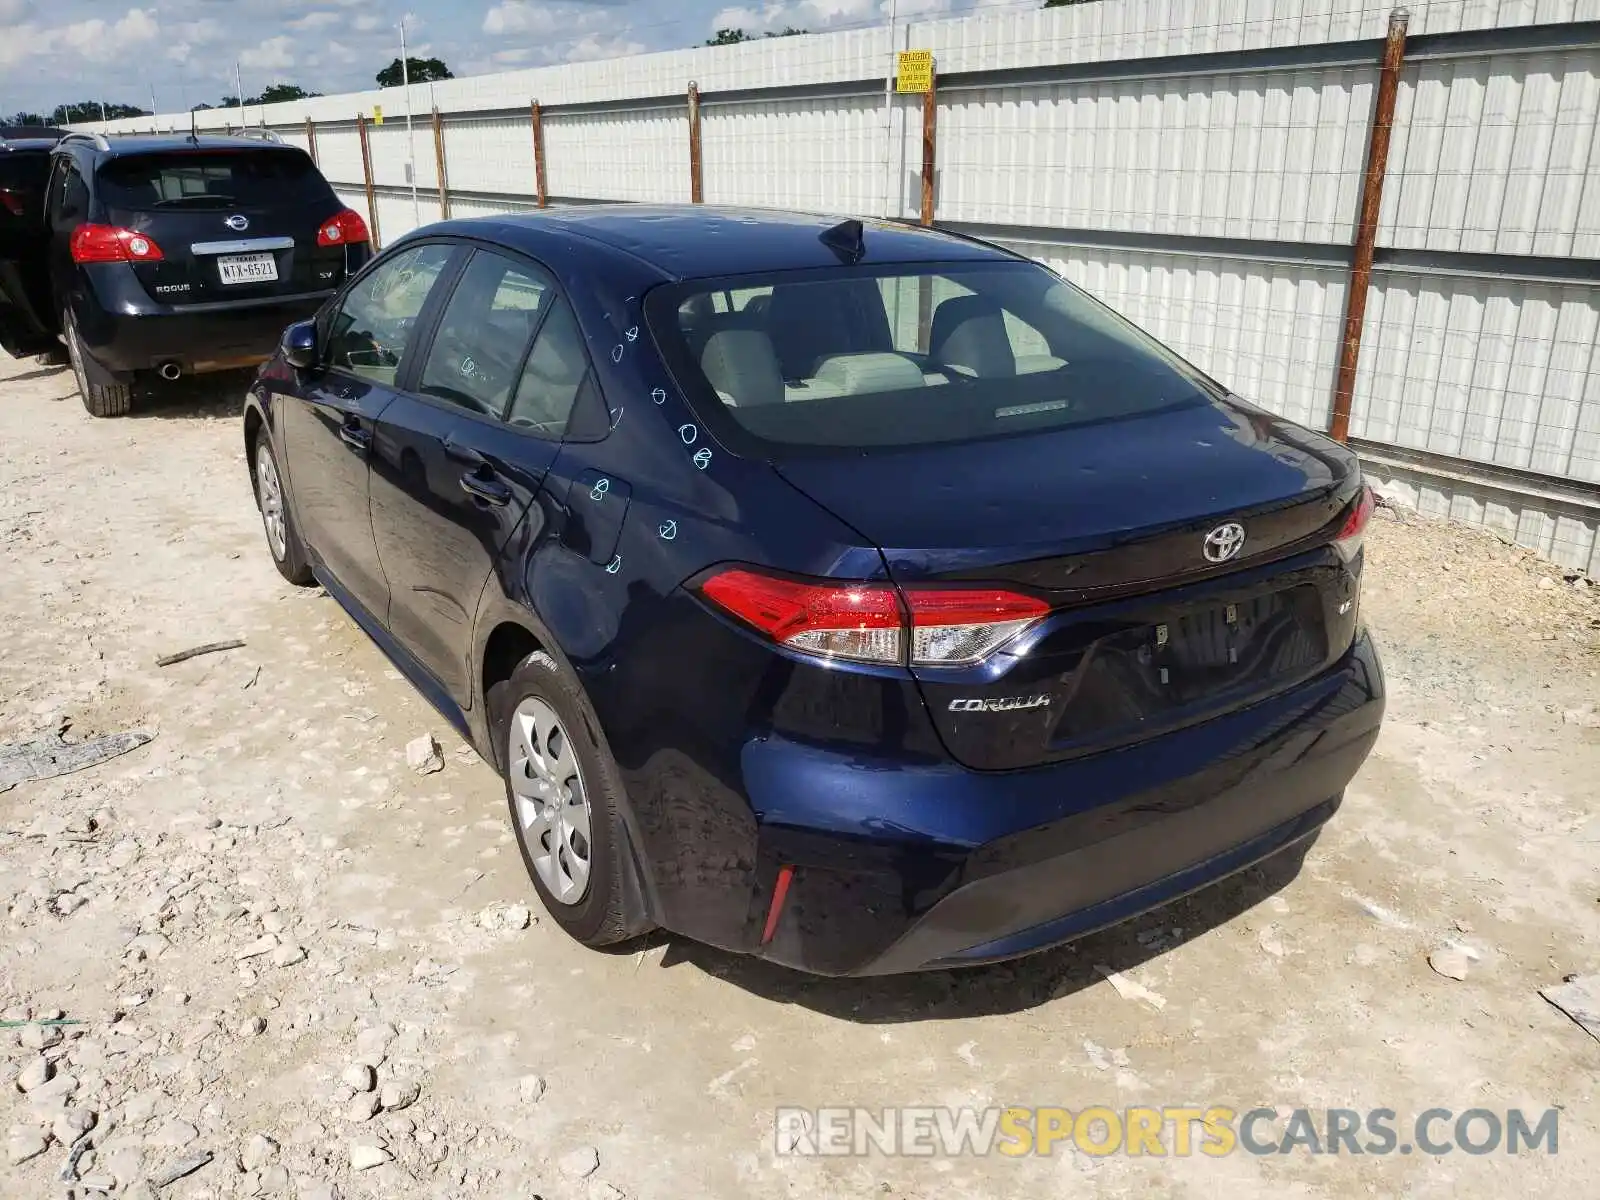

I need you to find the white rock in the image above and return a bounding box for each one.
[341,1064,376,1093]
[79,1172,116,1192]
[344,1092,381,1123]
[405,735,444,775]
[25,1069,77,1108]
[6,1129,49,1165]
[518,1074,546,1103]
[270,944,307,968]
[15,1056,52,1092]
[559,1146,600,1179]
[476,906,502,932]
[353,1023,397,1067]
[1428,946,1476,981]
[19,1021,62,1051]
[150,1118,199,1148]
[261,912,287,935]
[1538,576,1557,590]
[502,904,532,930]
[237,1016,267,1038]
[348,1138,391,1171]
[52,1106,96,1144]
[297,1182,341,1200]
[241,1133,279,1170]
[379,1079,420,1112]
[122,1184,159,1200]
[55,892,87,916]
[235,934,279,960]
[260,1163,292,1193]
[591,1184,627,1200]
[120,1089,164,1125]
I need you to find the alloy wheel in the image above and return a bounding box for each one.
[509,696,592,904]
[255,442,288,562]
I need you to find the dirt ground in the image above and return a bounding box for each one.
[1,349,1598,1200]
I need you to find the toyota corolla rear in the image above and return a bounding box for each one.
[641,251,1385,975]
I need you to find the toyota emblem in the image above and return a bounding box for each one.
[1202,522,1247,563]
[225,214,250,232]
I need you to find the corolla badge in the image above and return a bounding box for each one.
[1202,522,1247,563]
[225,214,250,232]
[949,695,1051,713]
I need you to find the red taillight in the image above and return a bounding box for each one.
[700,569,903,664]
[70,224,165,264]
[0,188,24,217]
[1334,484,1375,561]
[317,208,369,247]
[698,567,1049,667]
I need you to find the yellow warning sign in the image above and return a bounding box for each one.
[372,106,384,125]
[897,50,933,93]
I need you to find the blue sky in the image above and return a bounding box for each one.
[0,0,1017,116]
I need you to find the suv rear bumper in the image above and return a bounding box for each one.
[739,630,1384,976]
[74,268,332,374]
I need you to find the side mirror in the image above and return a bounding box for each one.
[282,320,318,371]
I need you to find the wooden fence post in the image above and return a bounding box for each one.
[1329,8,1409,443]
[531,101,548,208]
[432,107,450,220]
[688,82,703,204]
[357,113,381,250]
[920,66,937,227]
[305,117,318,166]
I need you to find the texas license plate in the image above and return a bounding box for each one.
[217,253,278,285]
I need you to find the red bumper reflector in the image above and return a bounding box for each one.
[761,865,795,945]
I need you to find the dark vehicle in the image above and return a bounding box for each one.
[244,208,1384,976]
[0,127,66,360]
[0,130,370,416]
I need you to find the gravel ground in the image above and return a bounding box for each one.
[2,351,1598,1200]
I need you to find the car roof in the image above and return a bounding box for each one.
[436,206,1017,281]
[57,133,310,159]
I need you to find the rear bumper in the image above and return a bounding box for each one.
[740,630,1384,976]
[74,268,331,374]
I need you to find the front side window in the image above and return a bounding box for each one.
[650,260,1217,453]
[325,242,455,386]
[418,250,551,417]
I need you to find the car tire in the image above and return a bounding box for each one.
[489,650,641,948]
[252,429,314,586]
[64,308,132,418]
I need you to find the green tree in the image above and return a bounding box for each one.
[255,83,321,105]
[48,101,148,124]
[376,56,453,88]
[4,111,51,127]
[704,26,807,45]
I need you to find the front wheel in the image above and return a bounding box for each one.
[64,309,131,418]
[489,651,645,948]
[253,431,313,585]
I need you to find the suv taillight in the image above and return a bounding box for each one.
[1334,484,1375,562]
[698,568,1049,667]
[317,209,369,247]
[70,224,165,264]
[0,188,24,217]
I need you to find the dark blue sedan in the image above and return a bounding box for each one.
[244,207,1384,976]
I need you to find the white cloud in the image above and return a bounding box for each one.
[0,0,31,23]
[239,34,295,73]
[564,32,646,62]
[50,8,160,63]
[288,10,341,31]
[173,18,223,44]
[352,13,381,32]
[483,2,561,37]
[323,40,356,64]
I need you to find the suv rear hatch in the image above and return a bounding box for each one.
[95,148,351,305]
[775,401,1366,770]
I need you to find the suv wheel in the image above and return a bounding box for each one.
[64,309,132,418]
[489,651,645,948]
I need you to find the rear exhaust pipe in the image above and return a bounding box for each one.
[157,362,182,381]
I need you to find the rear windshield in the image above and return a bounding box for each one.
[96,150,332,210]
[647,259,1218,454]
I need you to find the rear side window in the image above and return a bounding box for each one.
[96,150,333,211]
[326,243,455,386]
[507,296,591,438]
[648,260,1217,454]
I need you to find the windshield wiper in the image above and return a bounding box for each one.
[151,194,237,207]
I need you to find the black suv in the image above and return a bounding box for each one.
[0,129,371,416]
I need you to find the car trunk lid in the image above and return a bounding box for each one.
[774,397,1365,770]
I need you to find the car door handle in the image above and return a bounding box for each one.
[339,420,370,453]
[442,434,485,466]
[460,470,511,507]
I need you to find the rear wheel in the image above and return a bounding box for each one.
[489,651,643,948]
[64,309,132,418]
[253,431,313,585]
